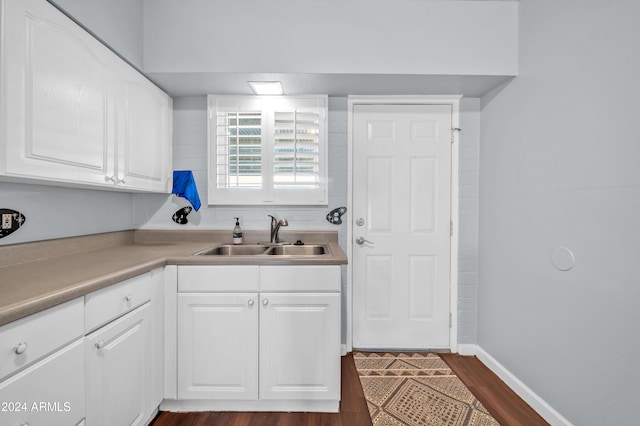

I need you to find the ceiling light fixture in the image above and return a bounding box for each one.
[248,81,284,95]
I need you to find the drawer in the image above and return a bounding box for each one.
[0,338,85,426]
[85,272,151,333]
[178,265,259,292]
[0,297,84,381]
[260,266,341,292]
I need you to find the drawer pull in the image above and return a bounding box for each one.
[14,342,28,355]
[95,340,105,350]
[262,298,269,306]
[125,294,133,302]
[248,299,255,307]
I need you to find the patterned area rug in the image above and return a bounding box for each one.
[354,352,499,426]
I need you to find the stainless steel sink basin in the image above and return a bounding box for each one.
[194,244,328,256]
[195,245,271,256]
[268,245,326,255]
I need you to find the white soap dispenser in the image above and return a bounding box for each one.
[233,217,243,245]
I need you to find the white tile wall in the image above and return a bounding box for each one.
[457,97,480,344]
[135,95,351,342]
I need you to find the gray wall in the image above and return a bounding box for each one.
[142,0,517,76]
[48,0,144,69]
[478,0,640,424]
[0,183,134,245]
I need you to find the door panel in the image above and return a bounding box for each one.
[260,293,340,400]
[2,0,114,184]
[86,303,150,426]
[353,104,452,349]
[367,157,394,232]
[411,157,437,234]
[177,293,258,400]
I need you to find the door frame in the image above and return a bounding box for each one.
[346,95,461,354]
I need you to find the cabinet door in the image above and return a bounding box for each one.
[0,339,85,426]
[0,0,116,186]
[259,293,341,400]
[115,62,172,192]
[177,293,258,400]
[86,303,151,426]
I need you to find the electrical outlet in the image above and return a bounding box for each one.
[2,214,12,230]
[0,209,25,239]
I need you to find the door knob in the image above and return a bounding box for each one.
[355,237,374,245]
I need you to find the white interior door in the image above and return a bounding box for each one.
[352,104,452,349]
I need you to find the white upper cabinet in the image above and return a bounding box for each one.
[116,62,172,192]
[0,0,172,193]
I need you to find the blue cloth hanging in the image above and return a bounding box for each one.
[172,170,201,211]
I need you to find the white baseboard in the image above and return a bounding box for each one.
[455,344,572,426]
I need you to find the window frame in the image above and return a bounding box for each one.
[207,95,328,205]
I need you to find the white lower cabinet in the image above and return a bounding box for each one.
[0,298,85,426]
[84,268,163,425]
[0,268,164,426]
[85,303,151,426]
[173,265,341,412]
[0,339,85,426]
[177,293,258,400]
[259,293,340,401]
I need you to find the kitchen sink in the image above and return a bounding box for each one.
[195,245,271,256]
[268,245,326,255]
[194,244,328,256]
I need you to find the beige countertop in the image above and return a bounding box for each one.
[0,230,347,326]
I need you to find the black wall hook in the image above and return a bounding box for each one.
[326,207,347,225]
[172,206,192,225]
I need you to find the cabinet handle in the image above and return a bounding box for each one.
[105,175,116,184]
[95,340,105,350]
[117,177,126,184]
[14,342,28,355]
[262,298,269,306]
[125,294,133,302]
[248,299,255,307]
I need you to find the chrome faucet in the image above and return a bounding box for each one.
[268,215,288,243]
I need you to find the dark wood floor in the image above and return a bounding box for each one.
[440,353,549,426]
[151,352,548,426]
[151,353,371,426]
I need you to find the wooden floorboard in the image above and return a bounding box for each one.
[152,352,549,426]
[439,353,549,426]
[151,353,372,426]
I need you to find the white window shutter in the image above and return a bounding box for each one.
[208,95,327,205]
